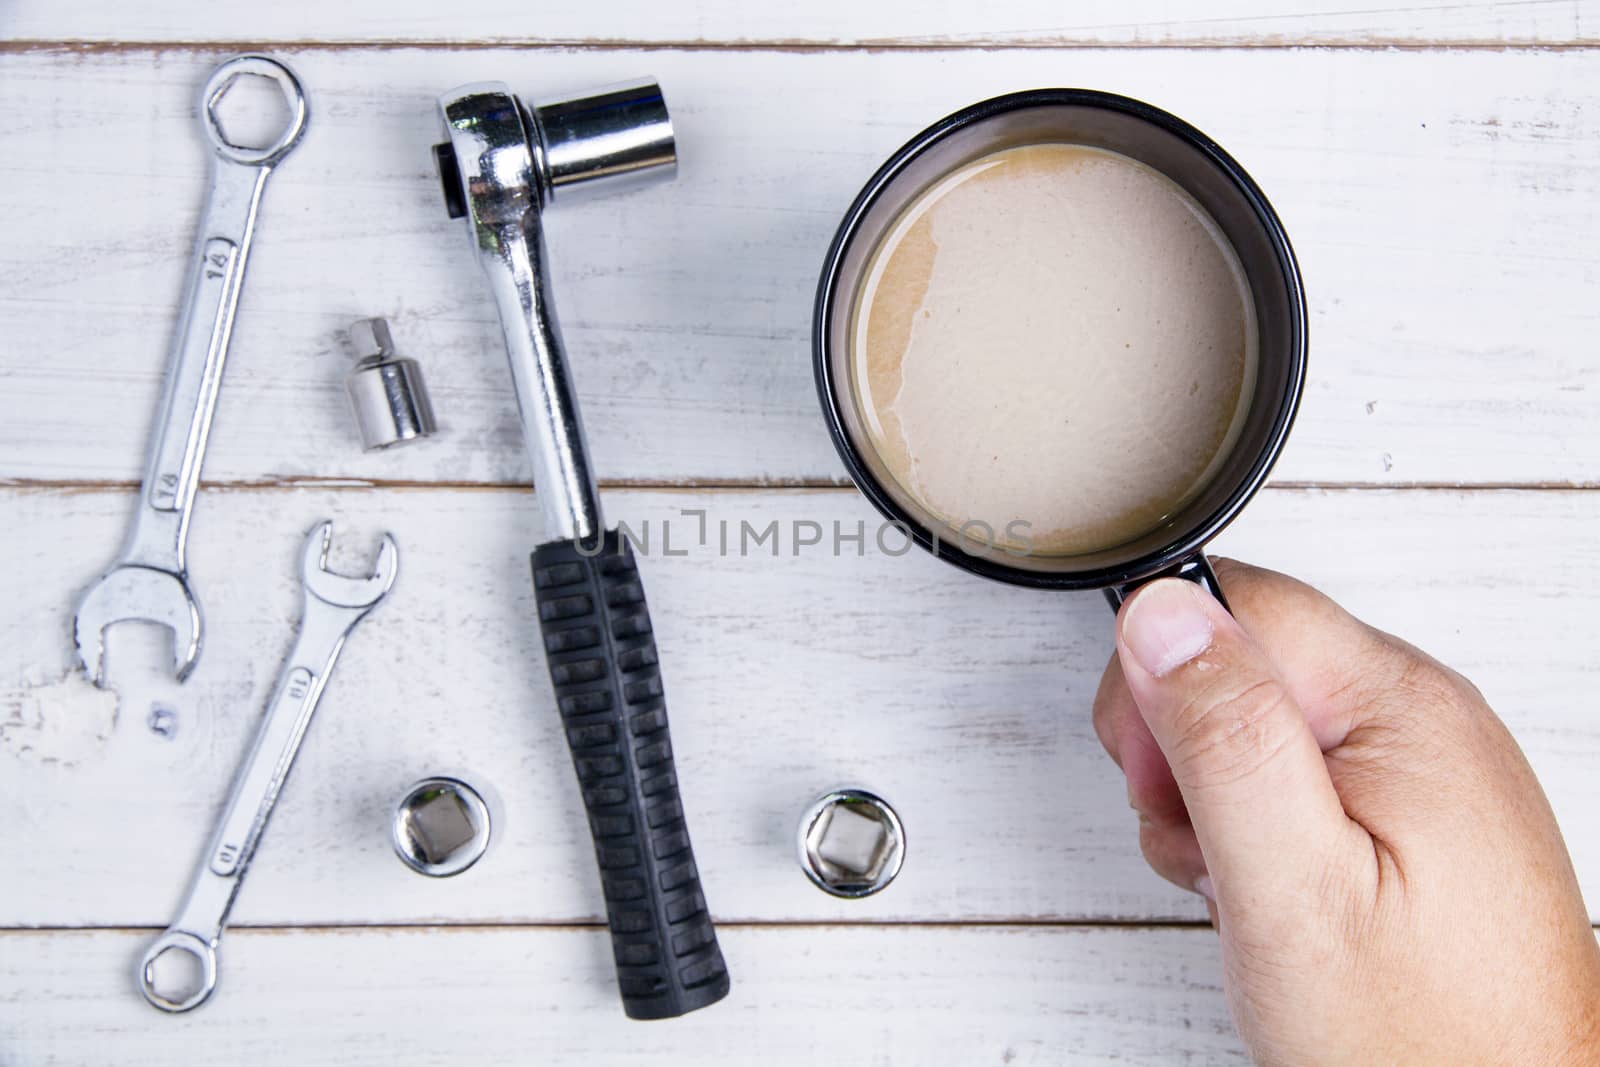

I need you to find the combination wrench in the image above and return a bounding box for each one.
[75,56,309,686]
[138,521,397,1013]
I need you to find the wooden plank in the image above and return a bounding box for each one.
[4,0,1595,46]
[6,485,1600,927]
[1,48,1598,488]
[0,925,1243,1064]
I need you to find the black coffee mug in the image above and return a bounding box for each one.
[813,88,1307,608]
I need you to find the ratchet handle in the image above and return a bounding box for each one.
[532,531,730,1019]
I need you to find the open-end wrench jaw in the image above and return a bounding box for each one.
[73,566,202,687]
[299,520,398,610]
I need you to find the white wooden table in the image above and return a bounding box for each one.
[4,3,1599,1062]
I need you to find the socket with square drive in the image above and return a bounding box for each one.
[798,789,905,898]
[392,776,492,877]
[344,317,437,450]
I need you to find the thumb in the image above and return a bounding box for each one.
[1115,577,1364,901]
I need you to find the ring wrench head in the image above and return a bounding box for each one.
[300,521,399,609]
[73,566,202,687]
[201,55,309,168]
[138,929,218,1014]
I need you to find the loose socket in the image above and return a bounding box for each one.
[797,788,905,898]
[344,317,437,450]
[392,776,493,877]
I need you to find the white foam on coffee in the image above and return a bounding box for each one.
[851,144,1257,556]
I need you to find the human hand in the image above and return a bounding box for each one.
[1093,560,1600,1065]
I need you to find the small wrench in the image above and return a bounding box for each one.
[75,56,309,687]
[138,521,397,1013]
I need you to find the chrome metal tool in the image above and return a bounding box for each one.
[75,55,309,686]
[138,521,397,1013]
[344,317,438,450]
[434,79,728,1020]
[798,788,906,898]
[392,775,493,877]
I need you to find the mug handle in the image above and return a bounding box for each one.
[1102,553,1229,613]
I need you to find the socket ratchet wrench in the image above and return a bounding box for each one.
[75,56,309,686]
[435,81,729,1019]
[139,521,397,1013]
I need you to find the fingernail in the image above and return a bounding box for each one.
[1120,579,1216,677]
[1194,874,1215,901]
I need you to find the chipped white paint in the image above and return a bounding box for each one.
[0,667,119,767]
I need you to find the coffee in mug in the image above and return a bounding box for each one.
[851,142,1258,556]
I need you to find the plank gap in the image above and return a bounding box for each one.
[0,918,1222,935]
[4,39,1600,56]
[5,919,1599,934]
[7,478,1600,494]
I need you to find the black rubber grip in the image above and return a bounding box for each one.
[532,530,730,1020]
